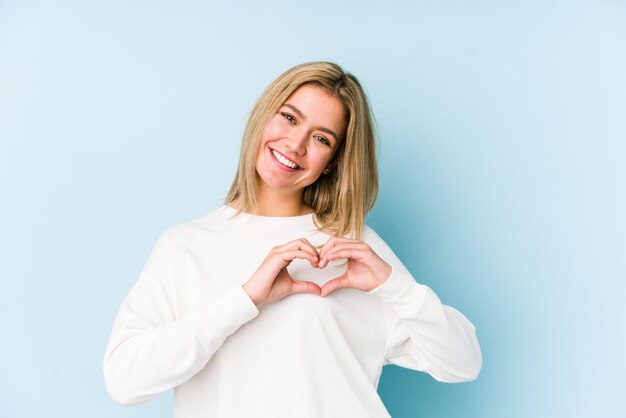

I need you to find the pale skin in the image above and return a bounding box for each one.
[239,84,392,308]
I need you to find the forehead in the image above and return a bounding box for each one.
[282,84,346,135]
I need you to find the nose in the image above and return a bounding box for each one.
[284,128,307,155]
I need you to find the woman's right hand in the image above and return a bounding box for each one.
[242,238,321,308]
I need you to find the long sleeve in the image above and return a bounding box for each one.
[103,230,260,406]
[365,228,483,383]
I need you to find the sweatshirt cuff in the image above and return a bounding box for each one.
[188,284,260,347]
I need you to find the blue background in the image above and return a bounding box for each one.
[1,1,624,417]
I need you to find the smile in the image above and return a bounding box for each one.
[270,148,301,170]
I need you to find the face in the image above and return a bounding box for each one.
[255,84,346,196]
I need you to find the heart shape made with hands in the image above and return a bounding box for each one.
[284,256,348,298]
[243,237,391,307]
[284,241,392,298]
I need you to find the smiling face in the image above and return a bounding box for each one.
[255,84,346,198]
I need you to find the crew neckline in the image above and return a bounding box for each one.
[217,204,317,228]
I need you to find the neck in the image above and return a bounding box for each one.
[256,183,314,217]
[232,188,313,217]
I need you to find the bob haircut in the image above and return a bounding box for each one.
[224,61,378,241]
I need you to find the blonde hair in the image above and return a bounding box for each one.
[224,61,378,241]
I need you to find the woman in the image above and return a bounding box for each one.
[103,61,482,417]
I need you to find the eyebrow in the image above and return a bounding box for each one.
[283,103,340,143]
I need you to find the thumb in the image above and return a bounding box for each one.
[290,279,322,296]
[320,274,350,297]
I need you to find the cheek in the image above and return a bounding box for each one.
[309,152,331,171]
[262,117,289,140]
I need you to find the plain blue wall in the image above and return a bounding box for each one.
[1,1,624,417]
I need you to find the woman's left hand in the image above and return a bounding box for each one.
[316,237,393,297]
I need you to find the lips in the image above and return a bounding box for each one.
[270,147,302,170]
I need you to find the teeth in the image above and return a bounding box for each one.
[271,149,299,169]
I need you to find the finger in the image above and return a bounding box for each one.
[320,243,367,268]
[319,248,367,268]
[318,236,357,260]
[284,238,320,261]
[320,273,349,297]
[291,279,321,296]
[275,249,319,269]
[294,238,321,265]
[317,236,338,261]
[296,238,319,255]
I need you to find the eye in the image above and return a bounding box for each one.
[281,112,296,124]
[314,135,330,146]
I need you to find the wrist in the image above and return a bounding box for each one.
[367,263,394,293]
[242,283,261,307]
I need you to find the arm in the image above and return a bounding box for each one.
[365,228,482,382]
[103,230,259,406]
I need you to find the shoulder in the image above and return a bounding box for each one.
[155,205,230,249]
[361,222,414,277]
[360,222,408,266]
[360,223,395,254]
[361,223,387,245]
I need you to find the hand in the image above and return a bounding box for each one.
[243,238,321,308]
[317,237,393,297]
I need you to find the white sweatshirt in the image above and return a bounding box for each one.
[103,205,482,418]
